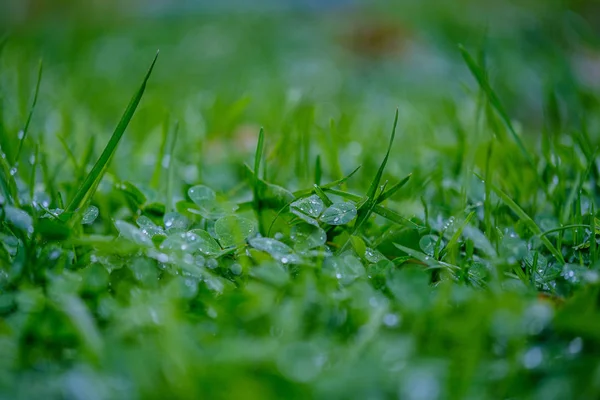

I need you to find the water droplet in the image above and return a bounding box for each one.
[522,347,543,369]
[188,185,216,203]
[383,313,400,327]
[419,235,441,256]
[568,337,583,354]
[161,154,171,168]
[29,154,36,165]
[207,307,218,318]
[9,167,17,176]
[163,212,189,233]
[230,263,242,275]
[81,206,99,225]
[207,258,218,269]
[49,249,62,260]
[17,130,24,140]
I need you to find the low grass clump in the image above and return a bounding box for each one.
[1,7,600,399]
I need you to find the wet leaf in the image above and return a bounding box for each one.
[320,202,357,225]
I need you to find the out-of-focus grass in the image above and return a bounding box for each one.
[1,2,600,399]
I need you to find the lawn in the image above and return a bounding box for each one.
[1,2,600,399]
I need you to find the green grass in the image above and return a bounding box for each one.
[1,4,600,399]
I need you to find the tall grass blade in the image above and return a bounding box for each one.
[61,51,159,222]
[365,108,398,202]
[459,45,534,169]
[483,175,565,264]
[355,109,398,229]
[253,127,265,209]
[165,121,179,212]
[14,59,43,165]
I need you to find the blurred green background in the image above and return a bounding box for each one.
[2,0,599,197]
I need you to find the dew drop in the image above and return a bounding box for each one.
[522,347,543,369]
[161,154,171,168]
[568,337,583,354]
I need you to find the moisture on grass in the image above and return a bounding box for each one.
[1,4,600,400]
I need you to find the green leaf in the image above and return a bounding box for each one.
[320,202,357,226]
[215,216,257,248]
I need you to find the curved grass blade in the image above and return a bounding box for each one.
[0,153,18,206]
[441,211,475,258]
[313,184,333,207]
[293,165,361,198]
[253,127,264,213]
[150,115,170,189]
[315,154,322,186]
[365,108,398,202]
[14,59,43,165]
[61,51,159,223]
[459,45,534,169]
[393,243,460,272]
[355,109,398,232]
[539,224,590,237]
[322,187,423,229]
[481,174,565,264]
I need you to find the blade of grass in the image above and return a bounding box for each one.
[322,187,424,229]
[293,165,361,198]
[14,59,43,166]
[313,184,333,207]
[459,45,534,169]
[28,144,39,202]
[365,108,398,202]
[480,174,565,264]
[254,127,265,210]
[164,121,179,212]
[315,155,322,186]
[561,148,597,223]
[441,212,475,261]
[393,243,460,273]
[0,153,18,206]
[150,115,170,189]
[354,108,398,230]
[591,204,597,264]
[61,51,159,222]
[77,135,96,185]
[376,173,412,204]
[539,224,590,237]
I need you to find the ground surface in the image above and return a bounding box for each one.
[1,2,600,399]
